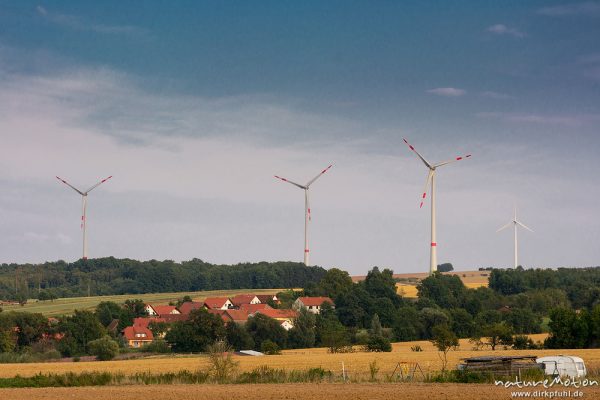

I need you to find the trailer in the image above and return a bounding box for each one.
[536,356,586,379]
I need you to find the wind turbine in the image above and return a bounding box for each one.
[403,138,471,275]
[56,176,112,260]
[274,165,332,265]
[497,206,533,269]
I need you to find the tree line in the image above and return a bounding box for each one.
[0,258,326,301]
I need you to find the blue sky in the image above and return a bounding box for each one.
[1,1,599,274]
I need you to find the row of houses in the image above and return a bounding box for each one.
[122,295,334,348]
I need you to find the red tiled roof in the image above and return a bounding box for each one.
[178,301,204,315]
[255,309,298,320]
[297,297,334,307]
[224,309,249,322]
[230,294,259,306]
[133,317,166,328]
[150,305,179,315]
[161,314,189,323]
[122,325,154,341]
[255,294,278,303]
[203,297,231,309]
[239,303,272,313]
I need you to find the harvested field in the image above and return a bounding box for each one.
[2,383,599,400]
[4,335,600,380]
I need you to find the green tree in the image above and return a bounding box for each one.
[430,324,459,373]
[88,335,119,361]
[437,263,454,272]
[225,322,254,351]
[57,310,105,356]
[479,322,514,350]
[316,268,354,300]
[165,309,225,352]
[245,313,287,350]
[288,308,316,349]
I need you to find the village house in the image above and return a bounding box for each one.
[144,304,181,316]
[230,294,261,308]
[239,303,272,313]
[122,325,154,348]
[207,309,249,324]
[252,308,298,330]
[292,297,334,314]
[203,297,234,310]
[177,301,204,315]
[255,294,279,305]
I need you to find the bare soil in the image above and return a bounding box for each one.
[2,383,599,400]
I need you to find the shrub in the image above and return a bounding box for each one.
[260,340,281,355]
[140,339,171,353]
[365,335,392,352]
[88,336,119,361]
[206,340,239,383]
[512,335,538,350]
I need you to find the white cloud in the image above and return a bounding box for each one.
[486,24,525,38]
[35,5,146,35]
[426,87,466,97]
[538,2,600,16]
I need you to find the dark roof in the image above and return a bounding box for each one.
[461,355,538,362]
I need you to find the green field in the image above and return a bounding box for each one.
[1,288,283,316]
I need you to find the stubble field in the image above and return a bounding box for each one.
[5,382,599,400]
[2,335,599,379]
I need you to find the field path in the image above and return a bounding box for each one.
[1,383,599,400]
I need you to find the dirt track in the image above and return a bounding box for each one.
[1,383,599,400]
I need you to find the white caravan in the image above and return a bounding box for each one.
[536,356,586,379]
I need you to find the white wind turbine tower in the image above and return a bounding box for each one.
[403,138,471,275]
[274,165,332,266]
[56,176,113,260]
[497,206,533,269]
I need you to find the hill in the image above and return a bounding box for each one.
[0,258,325,301]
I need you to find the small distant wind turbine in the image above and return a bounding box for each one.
[274,165,333,266]
[403,138,471,275]
[497,206,533,269]
[56,176,112,260]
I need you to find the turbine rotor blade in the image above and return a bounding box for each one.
[85,175,113,194]
[496,221,513,232]
[305,164,333,187]
[516,221,533,232]
[434,153,472,168]
[56,176,84,195]
[274,175,306,189]
[403,138,433,169]
[419,170,434,208]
